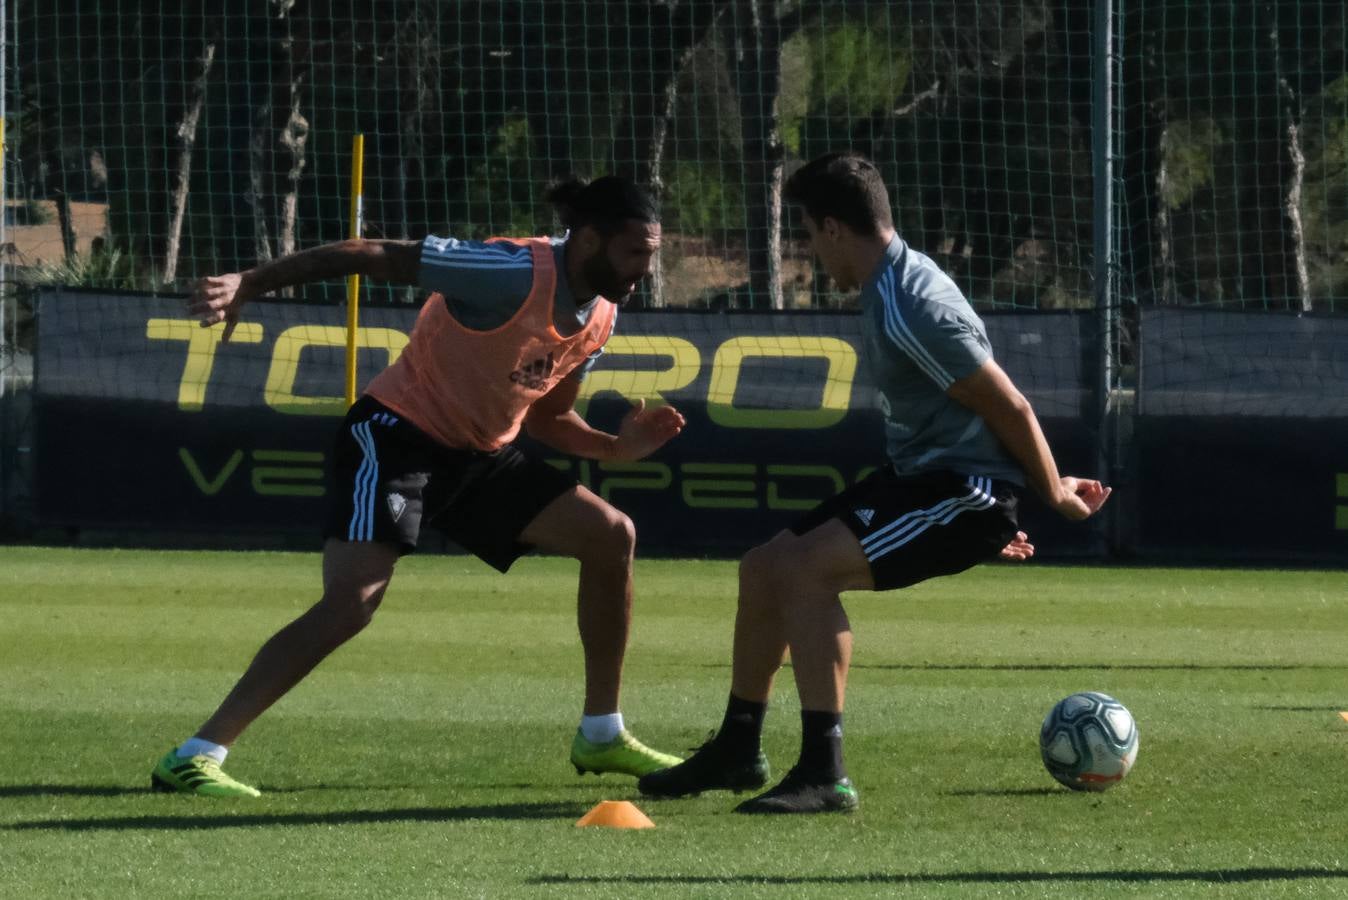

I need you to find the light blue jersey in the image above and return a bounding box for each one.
[858,234,1024,486]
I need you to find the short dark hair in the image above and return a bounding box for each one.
[545,175,659,237]
[783,152,893,237]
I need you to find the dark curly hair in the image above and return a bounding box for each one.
[544,175,659,236]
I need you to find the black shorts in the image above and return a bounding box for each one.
[789,467,1021,591]
[323,396,578,572]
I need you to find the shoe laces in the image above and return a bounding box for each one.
[686,730,719,755]
[192,756,224,776]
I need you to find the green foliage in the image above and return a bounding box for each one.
[663,159,745,236]
[24,244,160,291]
[465,116,546,238]
[1321,77,1348,159]
[780,13,912,157]
[1159,118,1222,210]
[12,2,1348,311]
[18,200,53,226]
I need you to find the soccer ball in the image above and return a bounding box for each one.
[1039,691,1138,791]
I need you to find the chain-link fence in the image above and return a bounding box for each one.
[3,1,1346,553]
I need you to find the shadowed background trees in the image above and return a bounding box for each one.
[10,0,1346,311]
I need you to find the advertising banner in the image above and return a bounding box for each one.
[36,289,1104,557]
[1137,307,1348,560]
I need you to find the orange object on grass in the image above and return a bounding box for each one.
[574,800,655,829]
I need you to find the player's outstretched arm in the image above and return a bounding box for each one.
[946,359,1111,522]
[523,377,686,461]
[187,238,421,342]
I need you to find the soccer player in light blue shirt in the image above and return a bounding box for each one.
[641,152,1111,813]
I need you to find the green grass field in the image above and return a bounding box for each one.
[3,547,1347,898]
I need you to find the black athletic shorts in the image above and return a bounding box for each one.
[789,467,1021,591]
[323,395,578,572]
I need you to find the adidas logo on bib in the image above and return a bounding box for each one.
[510,353,555,390]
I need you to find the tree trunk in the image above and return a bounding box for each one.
[247,101,274,266]
[277,81,308,289]
[397,1,438,303]
[1155,126,1177,305]
[163,42,216,285]
[1118,7,1167,308]
[731,0,785,310]
[1281,100,1310,312]
[54,190,76,261]
[1237,3,1297,309]
[1268,5,1311,312]
[642,47,702,309]
[611,1,725,307]
[275,6,307,297]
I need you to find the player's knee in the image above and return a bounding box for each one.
[739,544,772,590]
[577,507,637,566]
[740,532,798,594]
[318,582,386,639]
[742,531,848,603]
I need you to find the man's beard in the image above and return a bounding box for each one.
[583,249,634,304]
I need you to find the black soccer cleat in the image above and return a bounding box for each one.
[733,766,859,814]
[636,738,770,797]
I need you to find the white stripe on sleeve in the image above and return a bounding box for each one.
[878,269,955,389]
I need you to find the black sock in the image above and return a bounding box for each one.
[798,709,845,781]
[715,693,767,756]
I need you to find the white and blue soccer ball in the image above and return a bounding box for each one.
[1039,691,1138,791]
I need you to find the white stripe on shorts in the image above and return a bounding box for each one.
[861,475,997,561]
[347,420,380,541]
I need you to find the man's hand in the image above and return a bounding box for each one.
[187,272,253,343]
[999,531,1035,561]
[611,399,686,461]
[1050,476,1112,521]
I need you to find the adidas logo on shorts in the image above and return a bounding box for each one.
[510,353,555,389]
[855,508,875,526]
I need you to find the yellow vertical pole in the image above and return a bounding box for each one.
[344,133,365,408]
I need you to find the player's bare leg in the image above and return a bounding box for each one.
[521,486,680,776]
[152,540,398,796]
[521,486,636,716]
[197,539,399,746]
[726,535,791,704]
[770,521,871,711]
[641,520,869,806]
[734,520,870,812]
[730,522,871,705]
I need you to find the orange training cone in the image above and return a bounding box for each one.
[575,800,655,829]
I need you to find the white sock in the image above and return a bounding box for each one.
[176,737,228,764]
[580,712,624,743]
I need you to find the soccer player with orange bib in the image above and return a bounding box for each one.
[152,176,686,796]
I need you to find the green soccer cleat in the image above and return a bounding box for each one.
[570,729,682,778]
[150,749,261,798]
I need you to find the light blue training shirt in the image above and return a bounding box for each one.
[857,233,1025,486]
